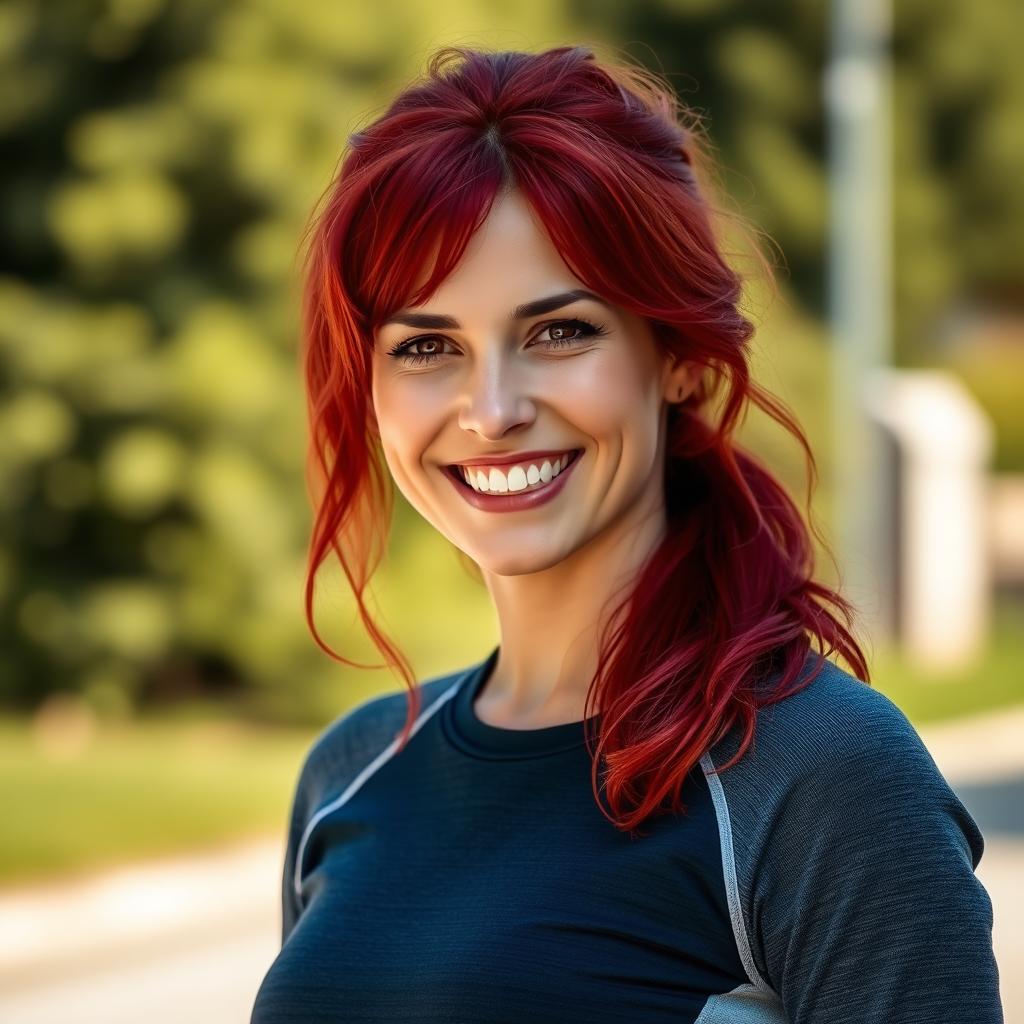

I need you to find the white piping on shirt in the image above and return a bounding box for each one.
[292,679,465,903]
[699,749,774,995]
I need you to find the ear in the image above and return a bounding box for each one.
[662,355,701,405]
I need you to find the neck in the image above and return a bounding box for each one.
[478,483,668,723]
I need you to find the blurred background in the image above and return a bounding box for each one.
[0,1,1021,1021]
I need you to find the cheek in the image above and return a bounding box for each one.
[560,349,656,435]
[373,379,442,457]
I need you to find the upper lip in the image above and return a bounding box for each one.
[448,448,580,468]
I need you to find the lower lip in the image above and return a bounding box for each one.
[444,450,584,513]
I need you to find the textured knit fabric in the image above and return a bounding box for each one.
[249,644,1003,1023]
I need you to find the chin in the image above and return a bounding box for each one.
[461,543,572,578]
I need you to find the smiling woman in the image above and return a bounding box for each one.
[250,44,1003,1024]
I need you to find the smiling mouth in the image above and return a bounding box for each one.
[444,449,583,495]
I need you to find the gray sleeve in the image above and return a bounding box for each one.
[751,715,1003,1023]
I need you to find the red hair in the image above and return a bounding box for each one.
[297,44,870,835]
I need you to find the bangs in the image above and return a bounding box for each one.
[343,140,509,338]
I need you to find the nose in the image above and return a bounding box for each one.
[456,354,536,440]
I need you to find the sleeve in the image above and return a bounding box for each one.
[752,716,1004,1023]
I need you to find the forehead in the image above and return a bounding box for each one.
[391,189,587,322]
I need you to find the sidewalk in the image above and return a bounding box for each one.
[1,704,1022,1023]
[917,703,1024,785]
[0,836,282,1023]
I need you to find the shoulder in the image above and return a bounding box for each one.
[709,650,940,795]
[705,649,983,868]
[292,662,469,811]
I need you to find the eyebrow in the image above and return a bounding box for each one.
[381,289,611,329]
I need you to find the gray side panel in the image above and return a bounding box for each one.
[693,983,786,1023]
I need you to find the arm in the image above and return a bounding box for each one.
[752,718,1003,1023]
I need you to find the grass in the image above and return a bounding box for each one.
[0,594,1020,889]
[0,712,317,891]
[869,594,1024,726]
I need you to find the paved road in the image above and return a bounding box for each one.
[0,838,281,1023]
[2,706,1021,1023]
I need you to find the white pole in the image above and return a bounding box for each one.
[825,0,894,647]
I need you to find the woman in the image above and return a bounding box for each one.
[251,45,1002,1023]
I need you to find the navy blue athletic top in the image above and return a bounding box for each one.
[250,644,1003,1023]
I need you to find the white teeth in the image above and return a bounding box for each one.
[459,451,574,495]
[488,466,508,493]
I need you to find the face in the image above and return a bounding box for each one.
[370,188,695,577]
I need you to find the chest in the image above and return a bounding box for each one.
[252,750,746,1023]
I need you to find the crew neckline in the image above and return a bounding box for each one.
[442,645,602,760]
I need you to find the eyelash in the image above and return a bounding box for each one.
[385,318,609,366]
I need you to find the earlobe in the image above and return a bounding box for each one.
[666,359,699,404]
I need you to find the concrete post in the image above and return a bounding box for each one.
[862,368,995,670]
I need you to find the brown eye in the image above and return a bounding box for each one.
[386,335,453,366]
[537,318,609,349]
[548,324,579,341]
